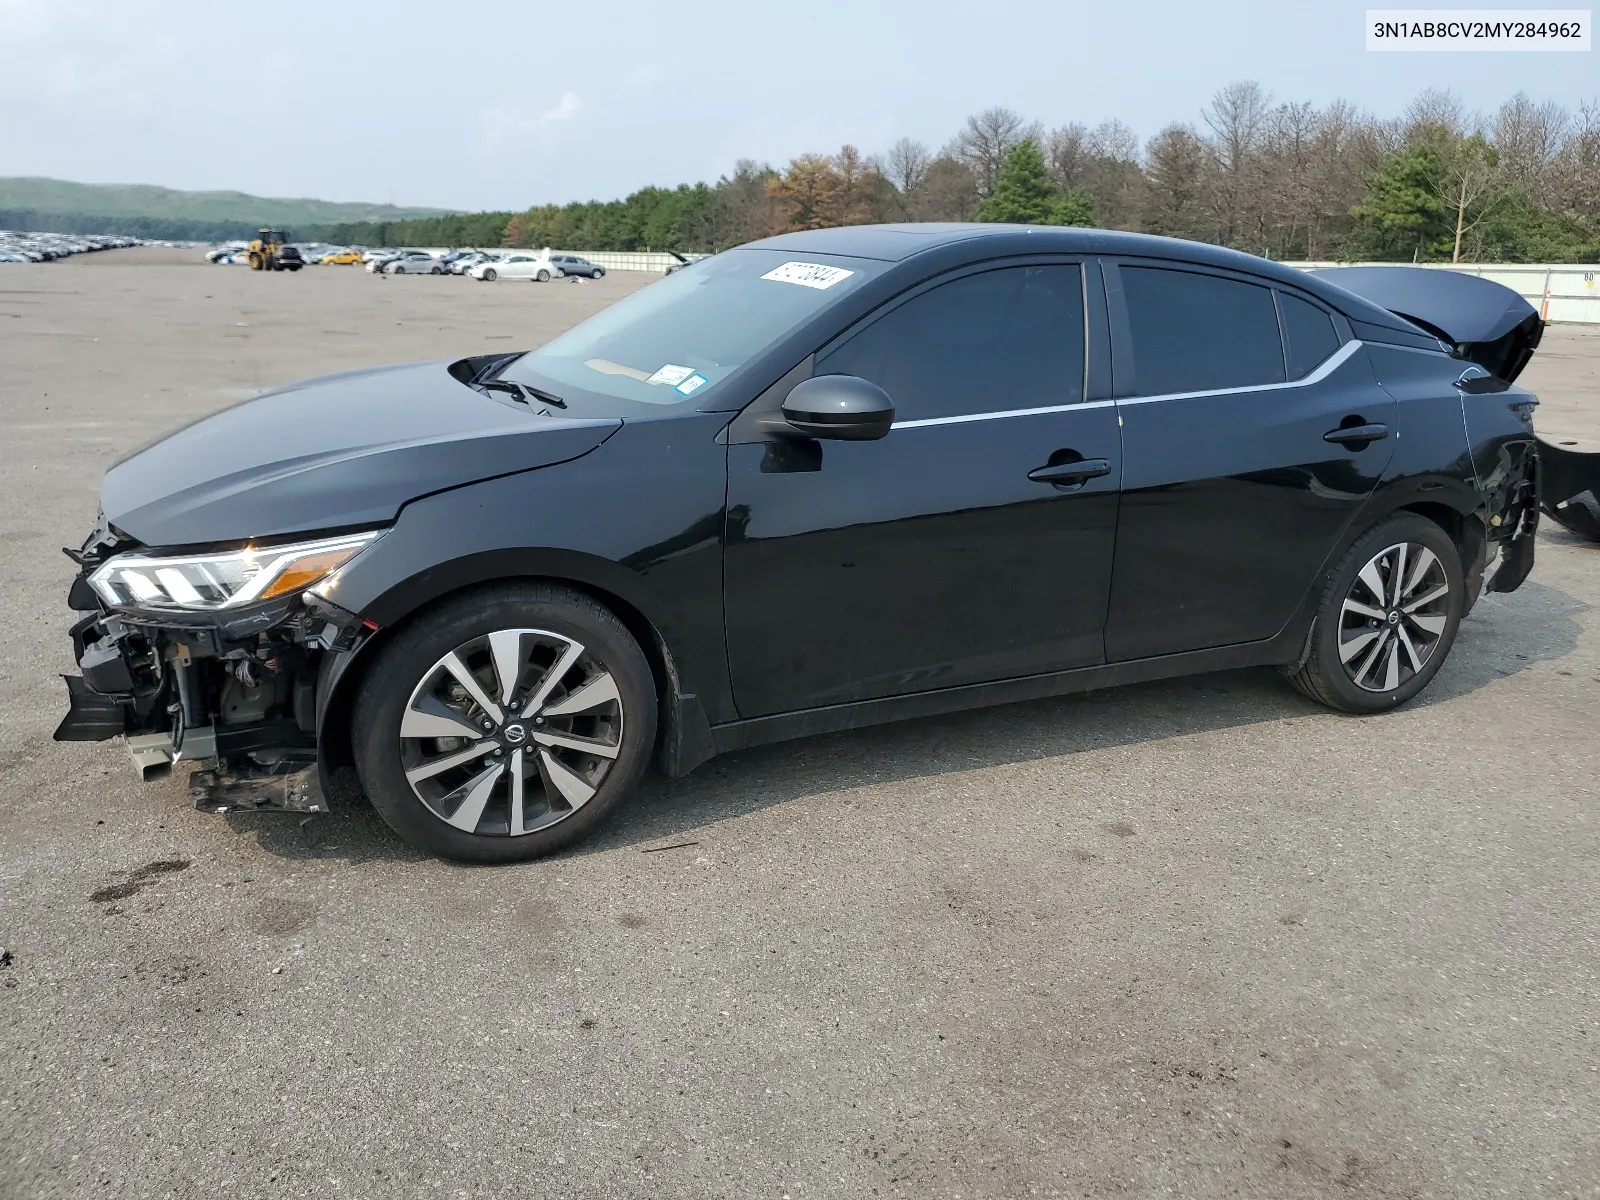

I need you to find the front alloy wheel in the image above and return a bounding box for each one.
[352,584,656,862]
[399,628,623,837]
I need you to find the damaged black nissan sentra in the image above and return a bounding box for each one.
[56,225,1544,862]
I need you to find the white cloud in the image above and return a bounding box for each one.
[539,91,581,126]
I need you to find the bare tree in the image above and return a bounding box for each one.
[1045,123,1090,190]
[1143,124,1211,239]
[1548,99,1600,219]
[911,156,980,220]
[1087,119,1139,163]
[1259,100,1320,257]
[1494,93,1571,188]
[1404,88,1469,139]
[1434,135,1505,262]
[1201,81,1272,246]
[883,137,933,201]
[950,107,1041,196]
[1304,100,1386,259]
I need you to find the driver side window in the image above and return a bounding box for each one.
[816,265,1085,423]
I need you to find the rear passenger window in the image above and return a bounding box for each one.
[817,265,1085,422]
[1278,292,1342,378]
[1120,266,1284,396]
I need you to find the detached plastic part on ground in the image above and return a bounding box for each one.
[1313,265,1600,545]
[1537,438,1600,541]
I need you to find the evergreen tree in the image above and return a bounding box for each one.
[1051,188,1097,227]
[1348,144,1450,259]
[976,139,1059,223]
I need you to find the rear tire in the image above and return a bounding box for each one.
[1286,513,1464,713]
[352,583,657,863]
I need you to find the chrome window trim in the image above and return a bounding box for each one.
[889,340,1364,430]
[1114,338,1363,406]
[893,398,1116,429]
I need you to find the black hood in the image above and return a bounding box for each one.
[102,361,620,547]
[1311,266,1543,384]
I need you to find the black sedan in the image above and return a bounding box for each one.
[56,225,1543,862]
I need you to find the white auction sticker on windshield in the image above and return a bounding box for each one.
[646,364,696,386]
[761,261,855,289]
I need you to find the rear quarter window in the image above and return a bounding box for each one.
[1278,292,1344,379]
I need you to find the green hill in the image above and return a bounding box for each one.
[0,177,454,240]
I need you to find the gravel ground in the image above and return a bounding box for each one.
[1,248,1596,1199]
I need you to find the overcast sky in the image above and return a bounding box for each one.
[2,0,1595,211]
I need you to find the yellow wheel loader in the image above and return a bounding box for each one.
[245,229,304,272]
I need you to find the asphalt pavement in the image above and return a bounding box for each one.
[1,248,1596,1199]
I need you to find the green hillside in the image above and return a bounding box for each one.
[0,177,453,240]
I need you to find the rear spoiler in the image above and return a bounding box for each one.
[1310,266,1543,384]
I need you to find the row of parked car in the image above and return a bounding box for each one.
[202,242,610,281]
[363,247,609,281]
[0,229,143,263]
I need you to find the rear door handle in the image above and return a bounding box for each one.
[1324,422,1388,446]
[1028,458,1111,485]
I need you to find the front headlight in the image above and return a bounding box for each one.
[87,531,381,613]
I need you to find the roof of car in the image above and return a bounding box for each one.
[742,223,1417,332]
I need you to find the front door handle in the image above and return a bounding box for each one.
[1028,458,1111,485]
[1323,422,1389,446]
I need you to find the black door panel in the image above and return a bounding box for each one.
[724,261,1120,717]
[725,407,1121,715]
[1103,260,1395,661]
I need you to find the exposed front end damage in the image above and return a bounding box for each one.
[53,521,377,814]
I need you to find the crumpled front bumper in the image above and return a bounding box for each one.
[54,578,369,815]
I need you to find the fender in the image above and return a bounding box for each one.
[312,547,720,786]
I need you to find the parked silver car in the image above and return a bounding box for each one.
[384,251,444,275]
[551,253,604,279]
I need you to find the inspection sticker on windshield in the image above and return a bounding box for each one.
[674,372,708,396]
[646,364,696,386]
[761,261,855,290]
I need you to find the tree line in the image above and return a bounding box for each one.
[320,83,1599,262]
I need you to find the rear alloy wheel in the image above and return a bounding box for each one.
[1287,514,1463,713]
[353,585,655,862]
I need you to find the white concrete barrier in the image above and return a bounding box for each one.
[1287,261,1600,325]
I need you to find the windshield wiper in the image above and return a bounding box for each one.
[481,379,568,409]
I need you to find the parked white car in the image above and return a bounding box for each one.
[470,250,559,282]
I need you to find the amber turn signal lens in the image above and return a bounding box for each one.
[256,548,365,601]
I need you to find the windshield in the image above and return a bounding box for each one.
[496,248,884,416]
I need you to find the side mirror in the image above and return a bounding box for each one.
[780,375,895,441]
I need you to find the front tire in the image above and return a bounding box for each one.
[591,269,603,279]
[536,269,551,282]
[482,268,496,281]
[352,584,657,863]
[1286,513,1464,713]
